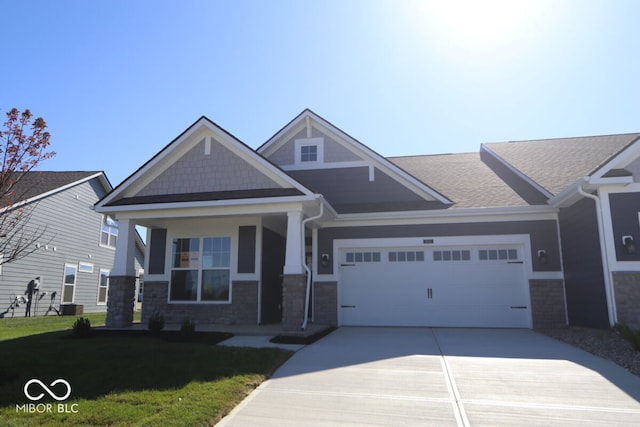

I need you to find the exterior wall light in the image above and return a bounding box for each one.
[622,236,636,254]
[321,254,330,267]
[537,250,548,264]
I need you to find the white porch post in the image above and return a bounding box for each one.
[112,218,136,276]
[282,210,306,331]
[283,210,304,275]
[106,218,137,328]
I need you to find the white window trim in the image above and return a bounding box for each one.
[61,263,78,304]
[97,269,110,305]
[99,215,119,249]
[168,236,233,304]
[295,137,324,166]
[79,262,94,273]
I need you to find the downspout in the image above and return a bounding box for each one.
[301,196,324,331]
[577,183,617,326]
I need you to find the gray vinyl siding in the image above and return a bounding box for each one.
[267,127,361,166]
[608,192,640,262]
[0,178,143,317]
[317,220,561,275]
[559,197,609,328]
[288,167,442,213]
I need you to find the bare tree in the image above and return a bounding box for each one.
[0,108,55,265]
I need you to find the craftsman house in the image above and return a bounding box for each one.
[95,110,640,330]
[0,172,144,318]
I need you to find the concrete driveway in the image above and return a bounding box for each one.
[217,327,640,426]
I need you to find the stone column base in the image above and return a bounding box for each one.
[282,274,307,331]
[106,275,136,328]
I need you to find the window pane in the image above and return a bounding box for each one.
[170,270,198,300]
[443,251,451,261]
[407,251,415,261]
[479,250,488,260]
[64,266,76,284]
[363,252,372,262]
[346,253,354,263]
[389,252,397,262]
[508,249,518,260]
[452,251,461,261]
[203,237,230,268]
[173,238,200,268]
[416,251,424,261]
[201,270,230,301]
[498,249,508,260]
[372,252,381,262]
[101,232,109,246]
[433,251,442,261]
[98,287,107,303]
[62,284,74,303]
[462,250,471,261]
[99,273,108,287]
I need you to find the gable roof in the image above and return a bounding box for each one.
[1,171,108,209]
[258,109,452,206]
[97,116,315,209]
[389,153,532,209]
[482,133,640,196]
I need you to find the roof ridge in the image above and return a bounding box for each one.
[486,132,640,145]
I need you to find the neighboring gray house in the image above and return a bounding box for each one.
[0,172,144,318]
[95,110,640,331]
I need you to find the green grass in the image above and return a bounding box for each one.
[0,313,292,426]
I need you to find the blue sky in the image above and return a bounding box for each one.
[3,0,639,185]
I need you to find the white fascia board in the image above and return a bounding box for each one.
[98,119,209,207]
[325,205,558,227]
[98,118,314,209]
[307,113,452,204]
[260,110,452,205]
[1,172,105,213]
[96,196,319,217]
[480,144,554,199]
[590,136,640,180]
[548,178,589,208]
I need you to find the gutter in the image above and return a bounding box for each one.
[577,182,617,326]
[301,195,324,331]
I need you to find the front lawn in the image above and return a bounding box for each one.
[0,314,292,426]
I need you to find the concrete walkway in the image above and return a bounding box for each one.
[217,327,640,426]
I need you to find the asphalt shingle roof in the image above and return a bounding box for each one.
[0,171,100,205]
[389,153,531,209]
[483,134,640,195]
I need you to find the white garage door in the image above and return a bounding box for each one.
[339,245,530,328]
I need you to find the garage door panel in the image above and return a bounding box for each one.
[340,245,530,328]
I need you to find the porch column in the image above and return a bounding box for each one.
[282,210,306,331]
[106,218,137,328]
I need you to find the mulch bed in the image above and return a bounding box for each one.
[270,327,337,345]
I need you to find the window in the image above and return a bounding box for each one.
[170,237,231,302]
[433,250,471,261]
[345,251,381,263]
[100,215,118,248]
[62,264,77,303]
[479,248,518,261]
[300,145,317,162]
[295,137,324,165]
[389,251,425,262]
[79,262,94,273]
[97,269,109,305]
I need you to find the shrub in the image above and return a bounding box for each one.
[72,317,92,338]
[180,318,196,341]
[148,312,165,332]
[614,323,640,351]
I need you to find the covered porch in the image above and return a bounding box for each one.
[103,196,330,332]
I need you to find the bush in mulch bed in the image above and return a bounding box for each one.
[270,327,337,345]
[65,328,233,345]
